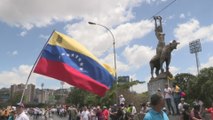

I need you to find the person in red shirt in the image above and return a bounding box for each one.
[206,102,213,120]
[102,106,109,120]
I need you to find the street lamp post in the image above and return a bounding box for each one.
[60,81,64,103]
[41,83,44,103]
[89,22,118,103]
[88,22,117,81]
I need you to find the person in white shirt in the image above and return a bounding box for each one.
[119,94,125,105]
[130,103,137,119]
[15,103,29,120]
[164,84,175,115]
[178,98,186,114]
[81,107,90,120]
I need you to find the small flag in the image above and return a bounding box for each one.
[34,31,115,96]
[167,76,175,80]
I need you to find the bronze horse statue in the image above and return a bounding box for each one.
[150,40,179,78]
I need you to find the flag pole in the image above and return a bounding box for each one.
[19,30,55,103]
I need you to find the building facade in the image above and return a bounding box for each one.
[10,84,35,103]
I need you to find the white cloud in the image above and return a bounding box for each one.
[167,15,175,20]
[123,45,155,68]
[201,56,213,68]
[169,66,179,75]
[144,0,167,4]
[132,76,150,93]
[101,53,129,73]
[20,31,27,36]
[12,50,18,55]
[39,34,49,40]
[114,20,154,48]
[187,66,197,75]
[186,56,213,75]
[0,0,143,30]
[64,19,154,75]
[179,13,185,19]
[65,20,153,57]
[174,19,213,49]
[0,65,37,88]
[7,50,18,56]
[0,64,71,90]
[131,65,179,93]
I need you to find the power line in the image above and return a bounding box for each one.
[149,0,177,20]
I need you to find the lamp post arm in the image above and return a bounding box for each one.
[88,22,117,80]
[96,24,117,79]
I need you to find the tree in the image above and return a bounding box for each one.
[66,87,89,107]
[174,67,213,107]
[175,73,196,95]
[194,67,213,106]
[65,80,145,107]
[8,92,25,105]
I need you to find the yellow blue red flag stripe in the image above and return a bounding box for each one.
[34,31,115,96]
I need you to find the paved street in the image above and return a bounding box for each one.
[28,113,210,120]
[168,115,180,120]
[29,114,68,120]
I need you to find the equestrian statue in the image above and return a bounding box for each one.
[150,16,179,79]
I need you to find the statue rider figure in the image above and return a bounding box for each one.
[150,16,179,78]
[154,16,165,58]
[149,16,166,78]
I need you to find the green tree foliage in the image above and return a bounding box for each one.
[175,67,213,107]
[175,73,196,95]
[8,92,23,105]
[193,67,213,106]
[65,80,146,107]
[66,87,90,107]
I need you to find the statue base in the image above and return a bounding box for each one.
[148,72,174,97]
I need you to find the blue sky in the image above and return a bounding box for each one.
[0,0,213,93]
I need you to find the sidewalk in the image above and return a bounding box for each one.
[168,113,211,120]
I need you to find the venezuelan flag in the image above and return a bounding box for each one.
[34,31,115,96]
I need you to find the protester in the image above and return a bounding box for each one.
[190,104,202,120]
[131,103,137,120]
[68,105,78,120]
[205,102,213,120]
[90,107,97,120]
[172,83,181,115]
[164,84,175,115]
[182,104,190,120]
[96,106,104,120]
[140,102,148,119]
[119,94,125,105]
[116,105,125,120]
[102,106,109,120]
[143,94,169,120]
[178,98,186,114]
[81,106,90,120]
[15,103,29,120]
[157,88,164,98]
[8,110,15,120]
[109,104,117,120]
[193,99,204,115]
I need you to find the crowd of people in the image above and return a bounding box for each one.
[142,83,213,120]
[0,103,29,120]
[0,89,212,120]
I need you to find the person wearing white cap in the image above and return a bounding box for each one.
[15,103,29,120]
[178,98,186,114]
[119,94,125,105]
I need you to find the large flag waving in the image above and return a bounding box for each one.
[34,31,115,96]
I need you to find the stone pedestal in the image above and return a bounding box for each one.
[147,72,173,97]
[147,72,177,114]
[148,78,167,96]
